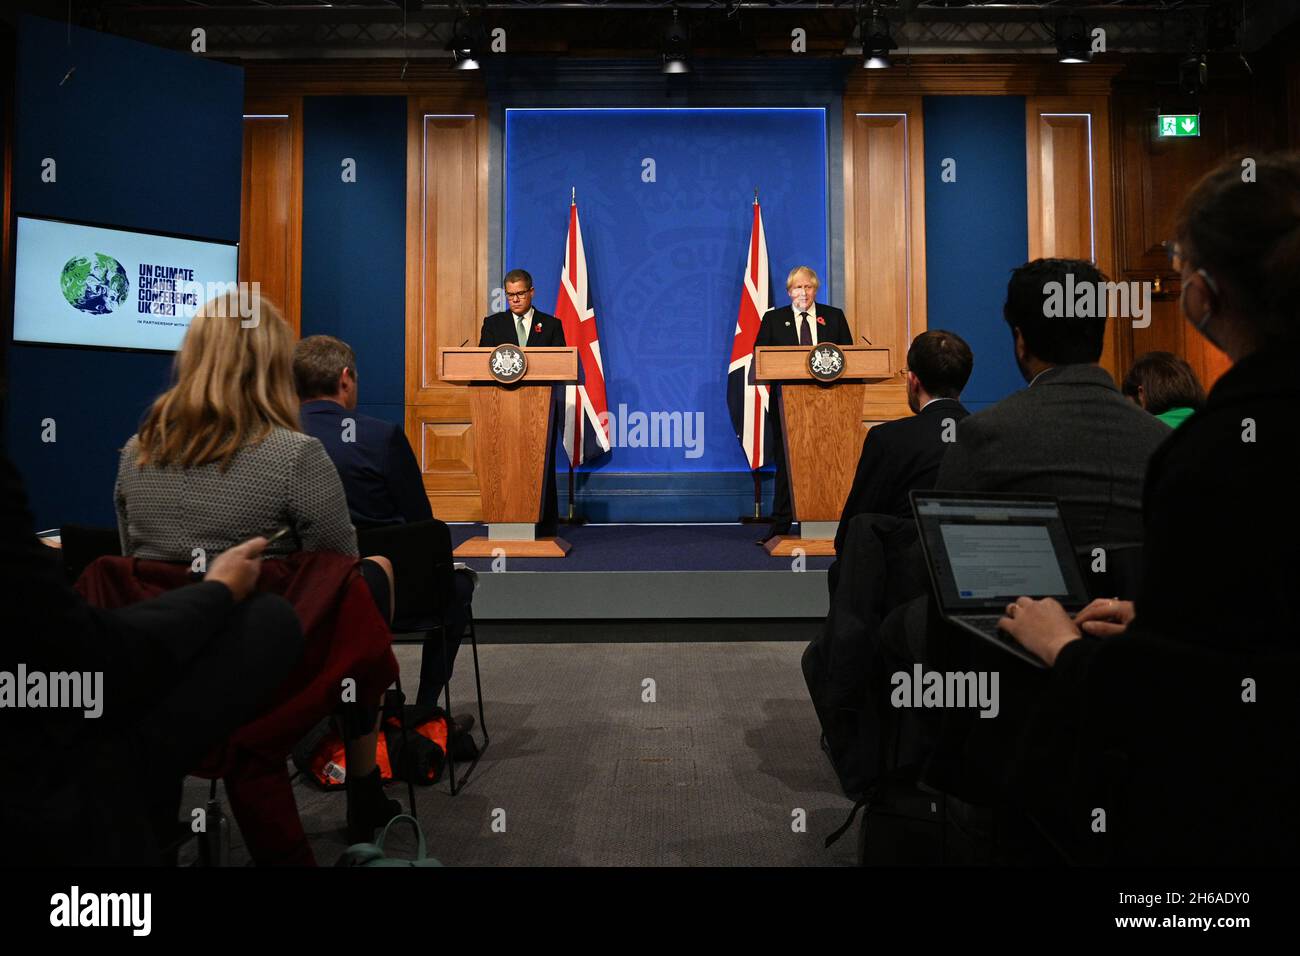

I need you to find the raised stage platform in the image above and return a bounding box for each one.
[447,523,833,642]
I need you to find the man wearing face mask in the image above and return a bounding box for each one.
[995,154,1300,865]
[753,265,853,544]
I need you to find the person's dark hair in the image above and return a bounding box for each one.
[906,330,973,399]
[1175,152,1300,344]
[1121,351,1206,415]
[1003,258,1108,365]
[292,335,357,400]
[504,268,533,289]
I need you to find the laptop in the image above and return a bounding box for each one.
[910,491,1091,669]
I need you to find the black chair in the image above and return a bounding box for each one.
[356,519,488,794]
[59,524,123,584]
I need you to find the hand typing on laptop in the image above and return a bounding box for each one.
[1073,598,1136,637]
[998,596,1081,667]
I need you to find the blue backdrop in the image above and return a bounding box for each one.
[3,15,243,529]
[504,107,829,475]
[922,96,1030,410]
[300,96,407,428]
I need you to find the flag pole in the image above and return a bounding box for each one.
[739,187,769,525]
[562,184,584,527]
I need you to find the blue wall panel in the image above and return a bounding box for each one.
[3,16,243,529]
[922,96,1030,410]
[299,96,407,422]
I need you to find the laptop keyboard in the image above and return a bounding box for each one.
[963,615,1005,640]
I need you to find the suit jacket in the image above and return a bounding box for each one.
[300,400,433,528]
[754,304,853,348]
[935,364,1170,551]
[478,309,567,348]
[834,397,969,553]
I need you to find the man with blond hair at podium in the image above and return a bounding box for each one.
[478,268,567,536]
[754,265,853,545]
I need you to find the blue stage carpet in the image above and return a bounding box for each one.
[449,522,835,572]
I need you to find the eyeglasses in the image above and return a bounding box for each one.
[505,289,533,300]
[1162,240,1185,272]
[1163,240,1220,295]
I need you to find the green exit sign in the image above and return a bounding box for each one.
[1158,114,1200,138]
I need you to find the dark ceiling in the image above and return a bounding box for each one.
[6,1,1298,61]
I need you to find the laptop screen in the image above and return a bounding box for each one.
[912,494,1090,612]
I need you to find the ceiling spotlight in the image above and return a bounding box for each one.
[1056,15,1092,65]
[450,15,486,71]
[861,8,896,70]
[662,9,691,75]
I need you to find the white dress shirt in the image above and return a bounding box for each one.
[513,306,536,345]
[794,301,819,346]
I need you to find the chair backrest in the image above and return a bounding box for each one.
[355,519,456,631]
[60,524,123,585]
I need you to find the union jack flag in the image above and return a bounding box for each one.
[727,200,772,469]
[555,200,611,467]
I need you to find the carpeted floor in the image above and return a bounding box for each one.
[178,641,858,867]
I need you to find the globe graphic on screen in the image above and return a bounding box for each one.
[60,253,130,315]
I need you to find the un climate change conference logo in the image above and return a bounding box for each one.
[60,253,129,315]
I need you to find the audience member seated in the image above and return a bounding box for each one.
[293,334,474,712]
[808,331,971,794]
[105,292,400,862]
[829,330,972,585]
[0,451,302,865]
[934,257,1170,550]
[1001,152,1300,864]
[1121,349,1206,429]
[844,258,1171,811]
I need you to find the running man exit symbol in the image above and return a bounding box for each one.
[1158,114,1200,138]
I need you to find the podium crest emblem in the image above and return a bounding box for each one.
[489,344,528,384]
[807,343,846,382]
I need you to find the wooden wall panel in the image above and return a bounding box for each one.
[1026,96,1119,378]
[842,97,927,423]
[405,98,489,520]
[240,97,302,334]
[1111,91,1253,390]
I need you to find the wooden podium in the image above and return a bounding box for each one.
[438,346,579,558]
[754,345,892,556]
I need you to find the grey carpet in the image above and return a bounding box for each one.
[179,641,857,867]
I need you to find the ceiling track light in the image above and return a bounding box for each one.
[662,9,691,75]
[450,13,485,71]
[1055,15,1092,65]
[861,6,897,70]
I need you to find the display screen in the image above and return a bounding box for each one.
[13,215,239,352]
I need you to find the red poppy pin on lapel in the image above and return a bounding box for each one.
[816,315,826,326]
[534,323,543,333]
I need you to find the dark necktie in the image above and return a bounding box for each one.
[798,311,812,346]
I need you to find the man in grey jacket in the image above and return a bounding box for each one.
[872,258,1172,807]
[934,257,1170,550]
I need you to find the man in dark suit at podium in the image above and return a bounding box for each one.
[833,330,973,555]
[754,265,854,544]
[478,269,566,536]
